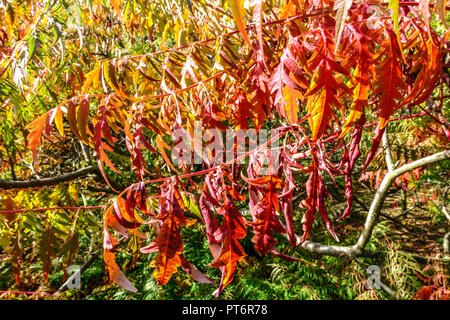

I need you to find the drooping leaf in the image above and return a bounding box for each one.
[149,216,183,285]
[210,198,247,297]
[81,66,101,95]
[388,0,400,40]
[436,0,448,28]
[246,176,288,255]
[25,112,49,161]
[104,250,137,292]
[140,180,189,285]
[77,98,91,144]
[156,135,180,173]
[54,105,64,136]
[334,0,353,51]
[373,28,406,129]
[230,0,253,49]
[304,30,350,140]
[282,85,301,125]
[180,254,215,284]
[39,225,59,282]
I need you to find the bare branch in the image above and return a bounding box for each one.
[55,250,101,294]
[300,240,355,257]
[354,149,450,253]
[0,166,99,190]
[382,129,395,172]
[285,149,450,259]
[444,233,450,254]
[441,186,450,221]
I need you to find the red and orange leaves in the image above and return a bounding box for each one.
[141,179,191,285]
[300,155,339,244]
[149,215,184,285]
[372,27,406,130]
[269,39,308,126]
[17,0,445,298]
[270,29,350,140]
[103,182,153,292]
[209,198,247,297]
[414,285,450,300]
[124,108,157,181]
[104,250,138,293]
[303,30,350,141]
[200,171,248,297]
[103,206,138,293]
[104,179,210,290]
[340,25,376,138]
[243,175,286,255]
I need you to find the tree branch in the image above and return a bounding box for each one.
[0,166,99,190]
[444,233,450,254]
[55,250,101,294]
[354,149,450,253]
[382,129,395,172]
[286,149,450,259]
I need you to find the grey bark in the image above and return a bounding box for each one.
[0,166,98,190]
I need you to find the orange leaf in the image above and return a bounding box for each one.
[282,85,301,124]
[77,98,91,143]
[110,0,122,18]
[26,112,49,161]
[210,200,247,297]
[230,0,253,50]
[54,105,64,136]
[104,250,137,292]
[150,216,183,285]
[156,135,179,173]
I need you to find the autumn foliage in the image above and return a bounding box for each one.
[0,0,449,297]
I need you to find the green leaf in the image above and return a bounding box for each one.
[27,35,37,63]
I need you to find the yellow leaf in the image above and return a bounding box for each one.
[282,85,301,124]
[102,61,122,94]
[156,135,180,174]
[55,106,64,136]
[388,0,399,36]
[68,183,79,205]
[230,0,253,49]
[81,67,101,95]
[110,0,122,17]
[307,89,332,141]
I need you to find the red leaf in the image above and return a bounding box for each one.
[104,250,137,293]
[149,216,183,285]
[209,196,247,297]
[140,180,189,285]
[373,28,406,129]
[180,254,214,284]
[340,113,365,219]
[247,176,287,255]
